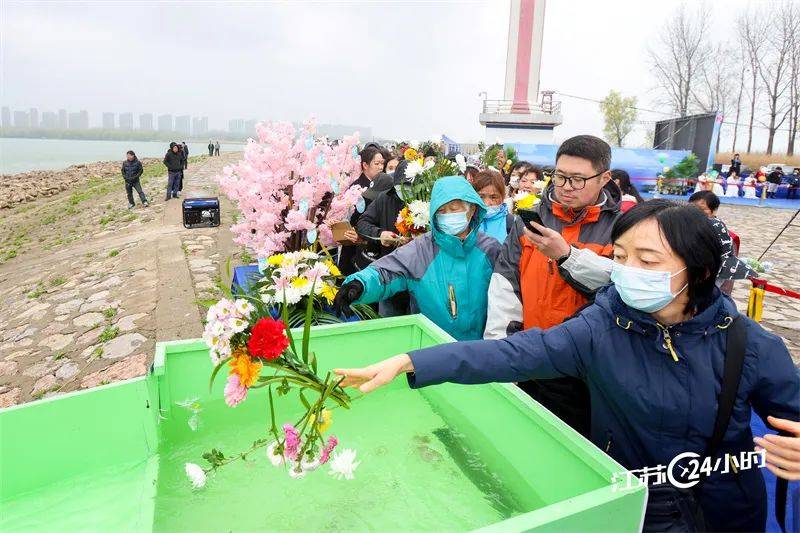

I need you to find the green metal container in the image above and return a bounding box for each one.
[0,315,646,531]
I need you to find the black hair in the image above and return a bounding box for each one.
[611,199,722,315]
[610,169,644,202]
[359,146,382,170]
[126,150,136,157]
[688,190,720,212]
[556,135,612,173]
[604,180,622,204]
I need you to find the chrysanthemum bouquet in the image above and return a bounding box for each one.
[512,191,540,213]
[187,281,361,487]
[253,249,376,327]
[393,156,460,238]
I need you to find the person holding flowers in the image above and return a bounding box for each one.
[333,176,500,341]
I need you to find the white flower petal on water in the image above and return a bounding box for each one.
[266,441,285,466]
[301,454,321,471]
[328,448,361,480]
[185,463,207,489]
[188,414,199,432]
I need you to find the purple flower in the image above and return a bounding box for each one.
[283,423,301,460]
[319,435,339,464]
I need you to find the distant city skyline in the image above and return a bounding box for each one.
[0,105,236,136]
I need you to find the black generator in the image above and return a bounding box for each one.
[182,197,221,229]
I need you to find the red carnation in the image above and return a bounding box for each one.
[247,318,289,360]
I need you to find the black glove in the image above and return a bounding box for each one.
[332,280,364,318]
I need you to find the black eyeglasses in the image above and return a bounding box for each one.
[552,170,607,190]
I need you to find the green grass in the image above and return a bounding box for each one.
[102,307,117,319]
[50,277,66,286]
[98,326,119,343]
[54,352,66,361]
[42,214,57,225]
[90,347,104,359]
[27,282,46,299]
[239,248,255,265]
[108,249,119,257]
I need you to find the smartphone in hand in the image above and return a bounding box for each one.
[518,209,544,235]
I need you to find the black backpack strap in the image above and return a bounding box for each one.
[705,316,747,460]
[776,470,788,532]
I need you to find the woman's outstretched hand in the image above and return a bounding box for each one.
[754,416,800,481]
[334,354,415,393]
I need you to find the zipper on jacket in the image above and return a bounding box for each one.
[605,430,613,453]
[655,324,680,362]
[448,284,458,319]
[547,258,554,274]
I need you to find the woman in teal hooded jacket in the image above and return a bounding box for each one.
[333,176,501,341]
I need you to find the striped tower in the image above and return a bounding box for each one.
[479,0,562,144]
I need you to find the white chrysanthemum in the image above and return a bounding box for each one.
[423,159,435,171]
[266,441,285,466]
[279,287,303,305]
[229,316,249,334]
[298,250,319,260]
[328,448,361,480]
[234,299,255,318]
[408,201,430,228]
[405,160,423,181]
[409,140,420,149]
[185,463,207,489]
[455,153,467,173]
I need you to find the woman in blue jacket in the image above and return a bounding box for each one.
[336,200,800,532]
[333,176,500,341]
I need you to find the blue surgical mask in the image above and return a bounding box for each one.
[436,211,470,235]
[485,204,505,217]
[610,263,688,313]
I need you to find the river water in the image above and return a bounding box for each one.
[0,138,244,174]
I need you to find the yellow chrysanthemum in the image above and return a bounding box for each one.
[228,351,262,388]
[515,194,538,210]
[310,409,333,433]
[324,260,341,277]
[291,277,310,289]
[267,254,284,266]
[403,148,418,161]
[320,283,338,304]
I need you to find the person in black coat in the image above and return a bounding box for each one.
[121,150,148,208]
[208,140,214,157]
[163,142,184,200]
[730,153,742,176]
[337,145,385,275]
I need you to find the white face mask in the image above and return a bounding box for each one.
[610,263,688,313]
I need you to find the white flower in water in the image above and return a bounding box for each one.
[301,453,321,471]
[185,463,207,489]
[266,441,285,466]
[288,463,307,479]
[328,449,361,480]
[234,298,255,318]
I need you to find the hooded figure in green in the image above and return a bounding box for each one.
[334,176,501,340]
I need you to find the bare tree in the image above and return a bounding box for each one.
[693,41,737,152]
[757,2,798,154]
[739,10,768,152]
[730,41,747,152]
[648,3,712,117]
[787,23,800,155]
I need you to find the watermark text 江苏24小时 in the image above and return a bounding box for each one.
[611,450,766,492]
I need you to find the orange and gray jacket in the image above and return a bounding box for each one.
[484,184,619,338]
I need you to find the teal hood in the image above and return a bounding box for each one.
[429,176,487,258]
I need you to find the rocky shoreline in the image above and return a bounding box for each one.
[0,158,160,209]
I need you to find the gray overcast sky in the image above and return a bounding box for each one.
[0,0,782,151]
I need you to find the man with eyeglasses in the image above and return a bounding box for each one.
[485,135,619,437]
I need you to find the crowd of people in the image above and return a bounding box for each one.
[327,135,799,532]
[120,140,195,207]
[694,154,800,200]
